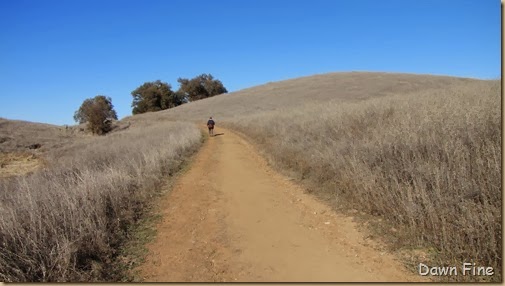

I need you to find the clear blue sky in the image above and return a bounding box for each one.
[0,0,500,125]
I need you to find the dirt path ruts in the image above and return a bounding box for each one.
[137,127,424,282]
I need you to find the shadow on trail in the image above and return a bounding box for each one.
[212,133,224,137]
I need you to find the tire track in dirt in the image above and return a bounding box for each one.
[137,127,425,282]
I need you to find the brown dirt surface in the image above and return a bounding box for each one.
[137,127,428,282]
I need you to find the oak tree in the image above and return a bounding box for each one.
[177,74,227,102]
[74,95,118,135]
[131,80,183,114]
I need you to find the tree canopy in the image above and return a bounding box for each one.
[177,73,227,102]
[131,80,183,114]
[74,95,117,135]
[130,75,227,115]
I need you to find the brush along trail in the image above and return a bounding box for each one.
[137,127,424,282]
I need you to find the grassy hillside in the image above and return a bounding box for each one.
[0,71,500,282]
[224,80,501,282]
[148,72,500,282]
[125,72,481,125]
[0,117,133,178]
[0,122,202,281]
[0,118,81,153]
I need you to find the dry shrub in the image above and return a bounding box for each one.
[0,122,201,282]
[225,80,501,281]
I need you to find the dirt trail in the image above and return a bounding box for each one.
[138,127,424,282]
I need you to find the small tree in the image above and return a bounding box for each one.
[131,80,183,114]
[74,95,118,135]
[177,74,227,102]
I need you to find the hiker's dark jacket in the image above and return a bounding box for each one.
[207,120,215,127]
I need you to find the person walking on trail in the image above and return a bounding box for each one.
[207,117,215,136]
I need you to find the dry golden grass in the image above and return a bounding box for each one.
[0,122,201,282]
[0,71,500,282]
[127,71,499,281]
[0,152,43,178]
[125,71,480,125]
[222,79,501,282]
[0,117,91,178]
[0,117,89,153]
[82,71,501,281]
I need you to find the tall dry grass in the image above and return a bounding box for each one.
[224,80,501,281]
[0,122,201,282]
